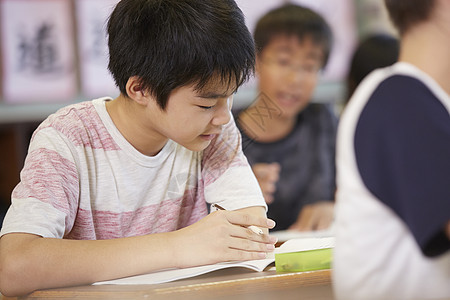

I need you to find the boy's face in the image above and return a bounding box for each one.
[145,79,234,152]
[256,35,323,119]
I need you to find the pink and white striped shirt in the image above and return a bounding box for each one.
[1,98,265,240]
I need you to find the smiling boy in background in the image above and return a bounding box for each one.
[235,4,337,231]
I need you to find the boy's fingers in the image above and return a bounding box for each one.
[253,166,269,179]
[269,162,281,171]
[228,225,278,244]
[261,182,276,193]
[227,236,276,253]
[222,248,268,262]
[265,171,279,182]
[223,211,276,229]
[253,163,279,180]
[269,163,281,176]
[263,193,274,204]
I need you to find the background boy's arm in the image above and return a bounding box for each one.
[0,209,275,297]
[251,163,280,204]
[289,201,334,231]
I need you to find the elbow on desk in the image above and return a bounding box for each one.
[0,248,37,297]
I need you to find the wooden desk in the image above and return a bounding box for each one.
[2,268,333,300]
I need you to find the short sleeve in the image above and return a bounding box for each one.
[201,116,266,211]
[354,75,450,256]
[0,127,79,238]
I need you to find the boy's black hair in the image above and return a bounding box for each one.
[253,4,332,68]
[107,0,255,109]
[347,33,399,100]
[384,0,435,36]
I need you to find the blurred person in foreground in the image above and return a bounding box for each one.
[334,0,450,298]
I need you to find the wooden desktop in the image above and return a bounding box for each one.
[1,268,333,300]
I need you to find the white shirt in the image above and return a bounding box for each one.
[1,98,266,239]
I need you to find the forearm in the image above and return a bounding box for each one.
[0,232,178,296]
[290,202,334,231]
[0,207,276,296]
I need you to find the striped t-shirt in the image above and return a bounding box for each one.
[0,98,265,240]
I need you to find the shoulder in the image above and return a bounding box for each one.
[363,74,443,116]
[356,74,450,143]
[349,62,450,128]
[38,100,97,131]
[33,99,111,147]
[301,103,338,134]
[304,103,337,121]
[355,69,450,162]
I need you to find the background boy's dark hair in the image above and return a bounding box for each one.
[107,0,255,109]
[384,0,435,35]
[253,3,332,68]
[346,33,399,100]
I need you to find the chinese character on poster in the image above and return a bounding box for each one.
[0,0,77,103]
[75,0,119,99]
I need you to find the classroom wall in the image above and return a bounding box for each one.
[0,0,395,107]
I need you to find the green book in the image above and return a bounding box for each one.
[275,237,335,273]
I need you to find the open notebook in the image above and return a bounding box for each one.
[94,254,275,285]
[270,225,335,243]
[94,231,335,286]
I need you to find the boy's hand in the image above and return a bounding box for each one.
[289,202,334,231]
[252,163,280,204]
[171,209,277,268]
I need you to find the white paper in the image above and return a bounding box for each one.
[276,237,335,254]
[0,0,77,103]
[270,225,335,243]
[75,0,119,98]
[93,257,275,285]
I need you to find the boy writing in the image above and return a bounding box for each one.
[234,4,337,231]
[334,0,450,298]
[0,0,277,296]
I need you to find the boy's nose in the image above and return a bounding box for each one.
[212,98,232,126]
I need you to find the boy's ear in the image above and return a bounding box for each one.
[125,76,150,105]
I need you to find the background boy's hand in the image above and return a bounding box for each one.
[289,201,334,231]
[172,207,277,268]
[252,163,280,204]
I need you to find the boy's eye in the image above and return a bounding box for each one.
[198,105,214,110]
[276,58,291,67]
[303,64,319,73]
